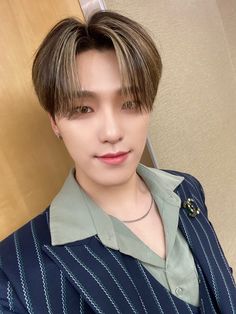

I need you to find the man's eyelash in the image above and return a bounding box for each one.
[74,106,92,113]
[67,106,92,119]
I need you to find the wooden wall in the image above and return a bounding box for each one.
[0,0,83,239]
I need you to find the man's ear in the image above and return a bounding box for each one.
[48,113,60,137]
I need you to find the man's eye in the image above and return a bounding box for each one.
[67,106,93,119]
[75,106,92,114]
[122,100,138,110]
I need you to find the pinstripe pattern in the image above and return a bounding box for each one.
[14,233,34,314]
[203,214,236,288]
[136,259,198,314]
[79,294,84,314]
[195,216,234,310]
[196,265,218,314]
[180,212,219,301]
[173,171,236,313]
[45,245,105,314]
[31,221,53,314]
[179,214,219,313]
[178,212,193,246]
[60,270,67,314]
[185,303,195,314]
[1,170,236,313]
[136,260,165,314]
[102,242,148,314]
[65,246,122,313]
[166,291,180,314]
[7,281,14,311]
[181,177,205,207]
[200,299,206,314]
[178,180,219,288]
[180,213,216,313]
[84,245,139,313]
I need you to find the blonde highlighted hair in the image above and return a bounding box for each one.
[32,10,162,120]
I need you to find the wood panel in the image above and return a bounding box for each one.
[0,0,83,239]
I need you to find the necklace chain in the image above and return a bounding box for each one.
[121,193,154,223]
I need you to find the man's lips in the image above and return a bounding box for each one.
[97,151,130,158]
[95,151,131,165]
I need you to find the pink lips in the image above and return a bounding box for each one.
[96,151,130,165]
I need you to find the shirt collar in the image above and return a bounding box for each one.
[49,163,184,246]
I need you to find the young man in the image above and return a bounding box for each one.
[0,11,235,314]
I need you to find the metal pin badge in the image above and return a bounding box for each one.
[183,198,200,217]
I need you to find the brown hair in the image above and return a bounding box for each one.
[32,10,162,120]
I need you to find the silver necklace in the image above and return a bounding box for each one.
[121,193,154,223]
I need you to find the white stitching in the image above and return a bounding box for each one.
[85,245,138,313]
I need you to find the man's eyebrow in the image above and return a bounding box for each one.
[72,86,138,99]
[116,86,137,95]
[73,90,97,98]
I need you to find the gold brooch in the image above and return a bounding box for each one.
[183,198,200,217]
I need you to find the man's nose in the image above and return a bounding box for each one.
[98,109,124,144]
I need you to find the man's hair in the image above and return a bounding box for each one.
[32,10,162,120]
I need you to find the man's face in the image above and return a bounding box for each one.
[50,49,150,189]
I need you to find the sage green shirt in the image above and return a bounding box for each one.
[50,164,200,306]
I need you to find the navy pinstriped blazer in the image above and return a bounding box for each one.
[0,171,236,313]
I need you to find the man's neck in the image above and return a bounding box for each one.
[75,169,150,221]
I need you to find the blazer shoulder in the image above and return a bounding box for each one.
[0,206,51,271]
[161,168,203,184]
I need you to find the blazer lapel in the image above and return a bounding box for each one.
[42,236,146,314]
[177,187,236,314]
